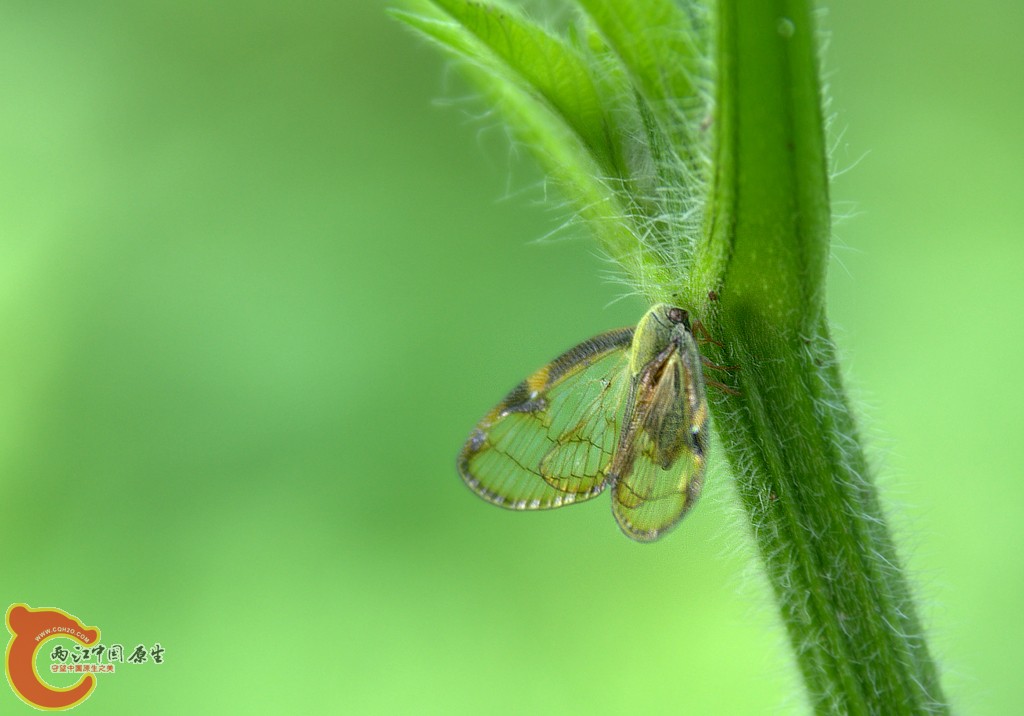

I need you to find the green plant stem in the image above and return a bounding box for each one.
[700,1,948,712]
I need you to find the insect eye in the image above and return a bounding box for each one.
[667,307,688,325]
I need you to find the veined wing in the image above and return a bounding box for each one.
[458,327,634,510]
[610,431,705,541]
[610,328,708,542]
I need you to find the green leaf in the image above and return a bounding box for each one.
[393,0,674,285]
[398,1,623,173]
[575,0,708,167]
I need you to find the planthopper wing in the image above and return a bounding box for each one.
[609,321,708,542]
[610,429,706,542]
[458,327,634,511]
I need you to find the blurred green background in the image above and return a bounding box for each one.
[2,1,1021,713]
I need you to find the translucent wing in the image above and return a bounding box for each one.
[458,327,634,510]
[610,330,709,542]
[610,432,705,541]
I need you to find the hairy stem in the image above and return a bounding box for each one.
[703,1,947,712]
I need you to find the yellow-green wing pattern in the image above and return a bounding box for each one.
[458,327,634,510]
[610,324,708,542]
[610,431,705,542]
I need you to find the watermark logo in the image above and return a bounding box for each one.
[5,604,165,711]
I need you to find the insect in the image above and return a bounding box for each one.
[457,304,709,542]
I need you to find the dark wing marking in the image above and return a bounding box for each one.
[458,327,634,510]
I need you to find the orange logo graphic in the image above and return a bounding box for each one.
[5,604,100,711]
